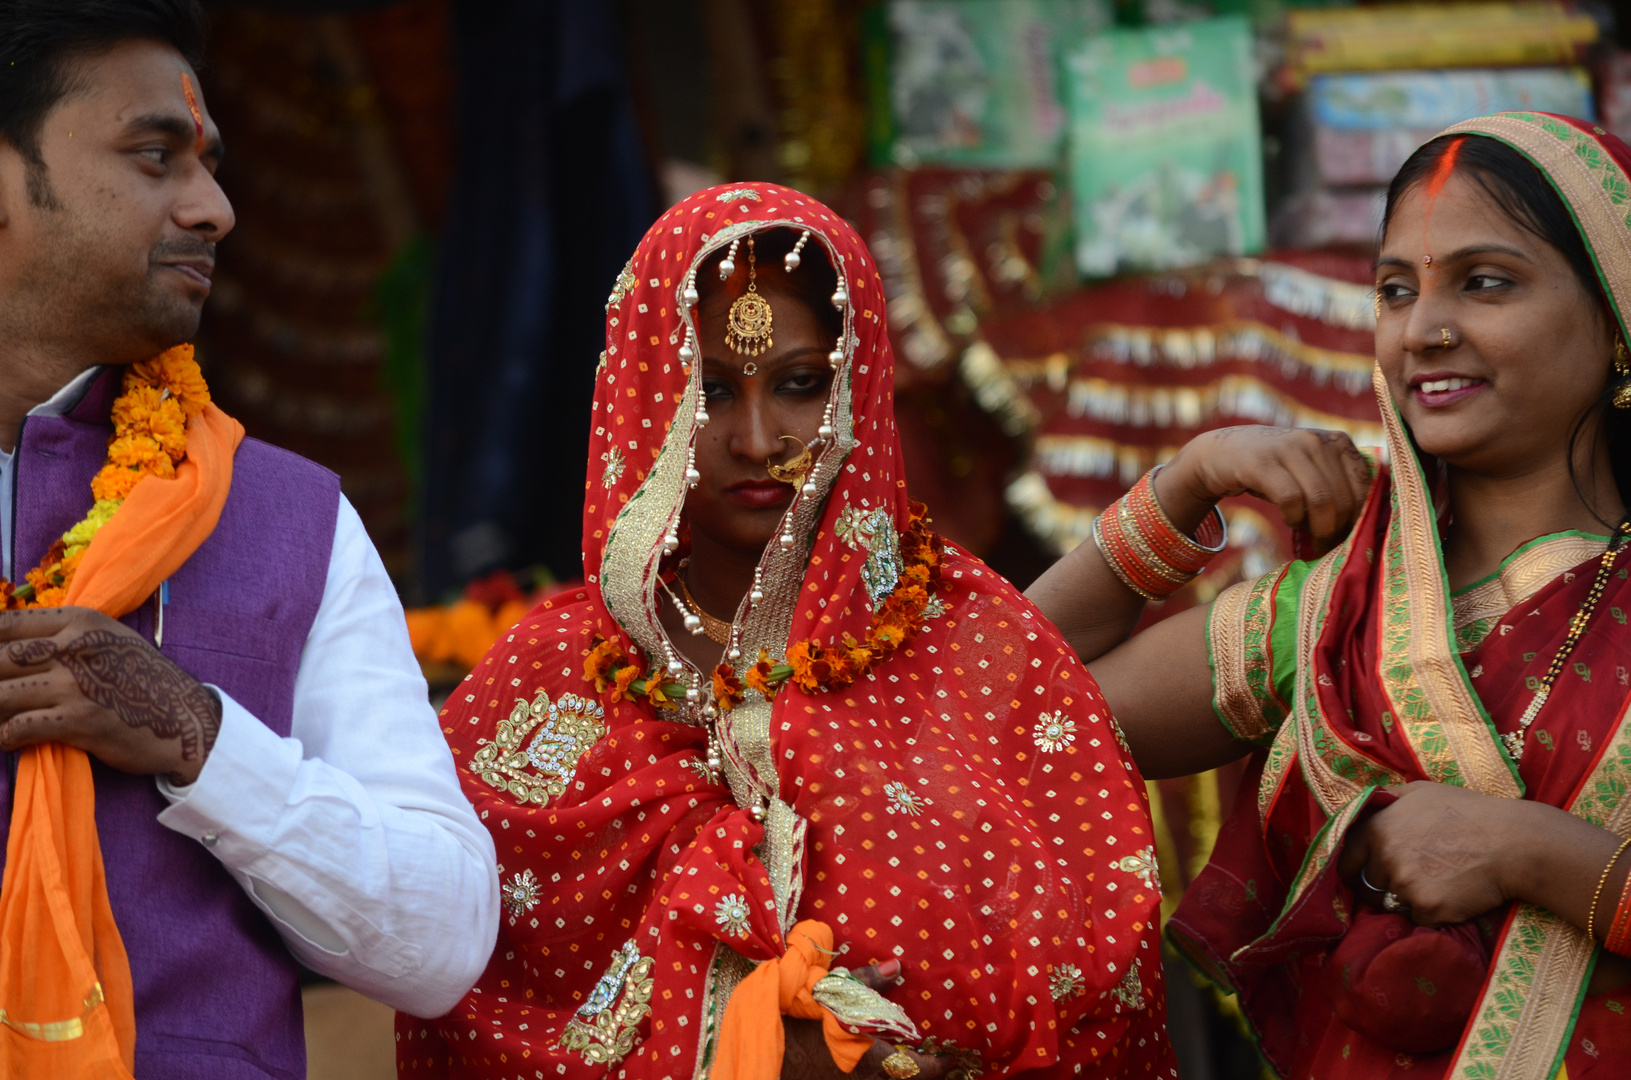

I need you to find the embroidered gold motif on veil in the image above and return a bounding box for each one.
[558,939,656,1065]
[836,505,903,605]
[468,690,607,805]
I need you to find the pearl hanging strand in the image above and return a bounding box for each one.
[785,230,810,272]
[719,237,742,280]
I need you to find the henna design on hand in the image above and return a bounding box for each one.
[9,630,220,761]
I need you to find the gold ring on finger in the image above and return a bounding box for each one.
[882,1048,920,1079]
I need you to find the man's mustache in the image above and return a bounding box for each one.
[150,238,216,263]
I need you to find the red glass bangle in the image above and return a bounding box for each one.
[1093,468,1228,601]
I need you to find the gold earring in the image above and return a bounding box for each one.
[1614,337,1631,409]
[725,235,774,356]
[766,435,813,487]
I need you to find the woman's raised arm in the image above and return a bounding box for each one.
[1025,425,1374,778]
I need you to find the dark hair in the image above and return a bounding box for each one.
[1383,133,1631,519]
[698,226,843,346]
[0,0,207,204]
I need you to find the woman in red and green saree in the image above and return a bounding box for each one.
[397,183,1177,1079]
[1028,112,1631,1079]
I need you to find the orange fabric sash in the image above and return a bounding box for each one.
[0,402,242,1077]
[711,920,875,1080]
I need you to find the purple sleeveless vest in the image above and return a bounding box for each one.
[0,368,339,1080]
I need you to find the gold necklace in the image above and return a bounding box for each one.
[1502,522,1631,762]
[670,576,732,645]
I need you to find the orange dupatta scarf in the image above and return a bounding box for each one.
[0,398,242,1077]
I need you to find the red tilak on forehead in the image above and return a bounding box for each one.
[1420,136,1465,266]
[181,73,204,150]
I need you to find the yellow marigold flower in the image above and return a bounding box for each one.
[61,499,121,551]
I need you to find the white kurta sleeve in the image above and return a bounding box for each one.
[155,495,499,1018]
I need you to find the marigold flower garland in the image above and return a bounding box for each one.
[584,504,944,712]
[1,346,209,609]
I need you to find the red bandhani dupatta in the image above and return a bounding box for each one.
[1170,113,1631,1080]
[397,184,1174,1079]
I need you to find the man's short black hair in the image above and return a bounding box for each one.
[0,1,207,197]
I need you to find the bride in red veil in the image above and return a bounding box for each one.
[397,183,1175,1080]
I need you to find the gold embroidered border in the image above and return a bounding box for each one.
[1374,367,1520,798]
[1450,699,1631,1078]
[1210,573,1282,742]
[1453,536,1608,632]
[1289,535,1401,818]
[1442,114,1631,341]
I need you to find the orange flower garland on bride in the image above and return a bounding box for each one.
[1,346,209,608]
[584,503,945,712]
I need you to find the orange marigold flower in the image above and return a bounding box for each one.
[91,463,145,502]
[131,345,210,421]
[609,664,640,702]
[582,634,626,691]
[785,640,824,693]
[869,622,907,652]
[743,649,778,697]
[712,665,746,711]
[30,584,66,608]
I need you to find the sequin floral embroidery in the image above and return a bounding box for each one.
[501,867,541,924]
[1110,959,1145,1011]
[715,188,763,203]
[557,939,656,1066]
[714,894,751,939]
[468,689,608,805]
[600,447,626,488]
[1033,710,1076,753]
[1113,846,1161,891]
[605,260,638,310]
[883,780,929,816]
[1050,963,1086,1001]
[836,505,903,606]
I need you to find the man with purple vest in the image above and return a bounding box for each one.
[0,3,499,1077]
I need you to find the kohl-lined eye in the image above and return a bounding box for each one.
[1466,273,1510,291]
[777,370,829,396]
[1378,281,1415,301]
[702,379,733,403]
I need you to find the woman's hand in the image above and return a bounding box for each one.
[779,960,948,1080]
[1339,781,1630,933]
[1155,426,1374,547]
[1340,782,1515,927]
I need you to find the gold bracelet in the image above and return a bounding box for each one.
[1588,835,1631,942]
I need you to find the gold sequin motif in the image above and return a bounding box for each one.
[557,939,655,1065]
[468,689,607,805]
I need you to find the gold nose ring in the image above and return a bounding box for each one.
[1440,327,1453,348]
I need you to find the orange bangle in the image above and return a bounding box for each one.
[1093,468,1228,601]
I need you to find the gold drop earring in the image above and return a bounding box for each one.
[725,235,774,358]
[1613,335,1631,409]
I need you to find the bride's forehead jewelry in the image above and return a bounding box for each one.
[725,234,774,357]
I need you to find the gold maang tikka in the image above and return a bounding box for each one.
[725,235,774,357]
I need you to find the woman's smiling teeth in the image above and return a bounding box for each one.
[1419,377,1480,393]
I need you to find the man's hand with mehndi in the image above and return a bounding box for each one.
[0,606,221,786]
[1339,781,1631,934]
[1155,425,1374,548]
[780,960,949,1080]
